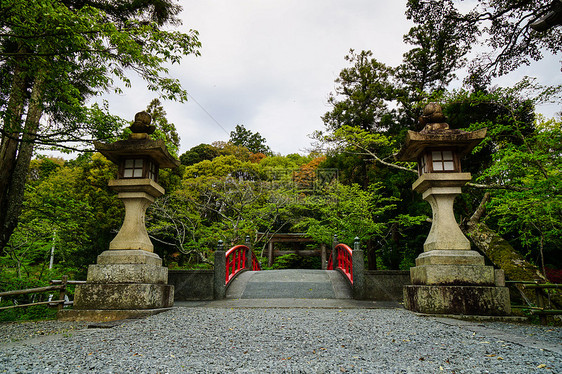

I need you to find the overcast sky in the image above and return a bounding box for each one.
[97,1,561,156]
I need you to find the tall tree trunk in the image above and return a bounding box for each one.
[466,221,547,282]
[366,238,377,270]
[0,64,27,251]
[0,72,45,253]
[464,193,561,308]
[465,193,547,282]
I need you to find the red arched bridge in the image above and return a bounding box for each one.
[213,237,364,300]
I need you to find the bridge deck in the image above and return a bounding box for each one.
[226,269,352,299]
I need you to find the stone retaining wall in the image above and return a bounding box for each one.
[168,270,214,301]
[168,269,411,302]
[363,270,411,301]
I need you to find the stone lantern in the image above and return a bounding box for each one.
[397,103,510,316]
[60,112,180,321]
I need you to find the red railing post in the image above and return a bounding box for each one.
[225,243,262,287]
[252,252,261,271]
[333,242,353,285]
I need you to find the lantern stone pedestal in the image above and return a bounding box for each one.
[398,104,510,316]
[107,179,164,251]
[403,173,511,315]
[59,113,178,322]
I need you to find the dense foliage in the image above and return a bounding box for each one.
[229,124,271,155]
[1,1,561,321]
[407,0,562,79]
[0,0,201,257]
[314,0,561,274]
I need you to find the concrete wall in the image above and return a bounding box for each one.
[364,270,411,301]
[168,270,214,301]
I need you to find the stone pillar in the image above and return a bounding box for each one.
[419,181,470,252]
[60,179,174,321]
[58,113,180,322]
[403,174,510,315]
[214,241,226,300]
[352,237,365,300]
[107,180,160,251]
[321,243,327,270]
[396,106,510,316]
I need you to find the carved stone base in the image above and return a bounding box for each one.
[96,249,162,266]
[61,249,173,321]
[72,283,173,310]
[404,249,510,316]
[86,263,168,284]
[58,308,172,322]
[411,264,496,286]
[404,285,511,315]
[415,250,485,266]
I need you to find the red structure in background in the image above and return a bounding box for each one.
[225,245,261,286]
[327,243,353,284]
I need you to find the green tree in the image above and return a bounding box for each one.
[147,154,292,266]
[314,125,428,269]
[5,164,94,278]
[459,95,562,273]
[146,151,348,268]
[0,0,201,253]
[322,50,396,133]
[145,98,180,157]
[398,0,477,123]
[229,124,271,154]
[294,183,395,246]
[408,0,562,78]
[212,141,252,162]
[3,151,128,281]
[69,152,123,265]
[258,153,312,170]
[179,143,220,166]
[147,193,212,266]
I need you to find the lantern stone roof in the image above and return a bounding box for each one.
[397,128,487,162]
[94,137,180,169]
[396,103,487,162]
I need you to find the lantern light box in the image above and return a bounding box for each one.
[119,157,158,181]
[418,149,461,175]
[398,130,486,176]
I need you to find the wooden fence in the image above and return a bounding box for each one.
[0,276,85,311]
[508,280,562,324]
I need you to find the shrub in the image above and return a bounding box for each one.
[272,254,321,270]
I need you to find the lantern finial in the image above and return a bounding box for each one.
[419,103,449,132]
[130,111,156,134]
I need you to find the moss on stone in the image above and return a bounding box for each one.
[465,221,561,308]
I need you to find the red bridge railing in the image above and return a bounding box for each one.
[327,239,356,285]
[225,244,261,286]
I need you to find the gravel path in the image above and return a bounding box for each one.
[0,320,89,346]
[1,306,561,373]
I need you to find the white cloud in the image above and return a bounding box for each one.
[93,1,559,157]
[97,1,411,155]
